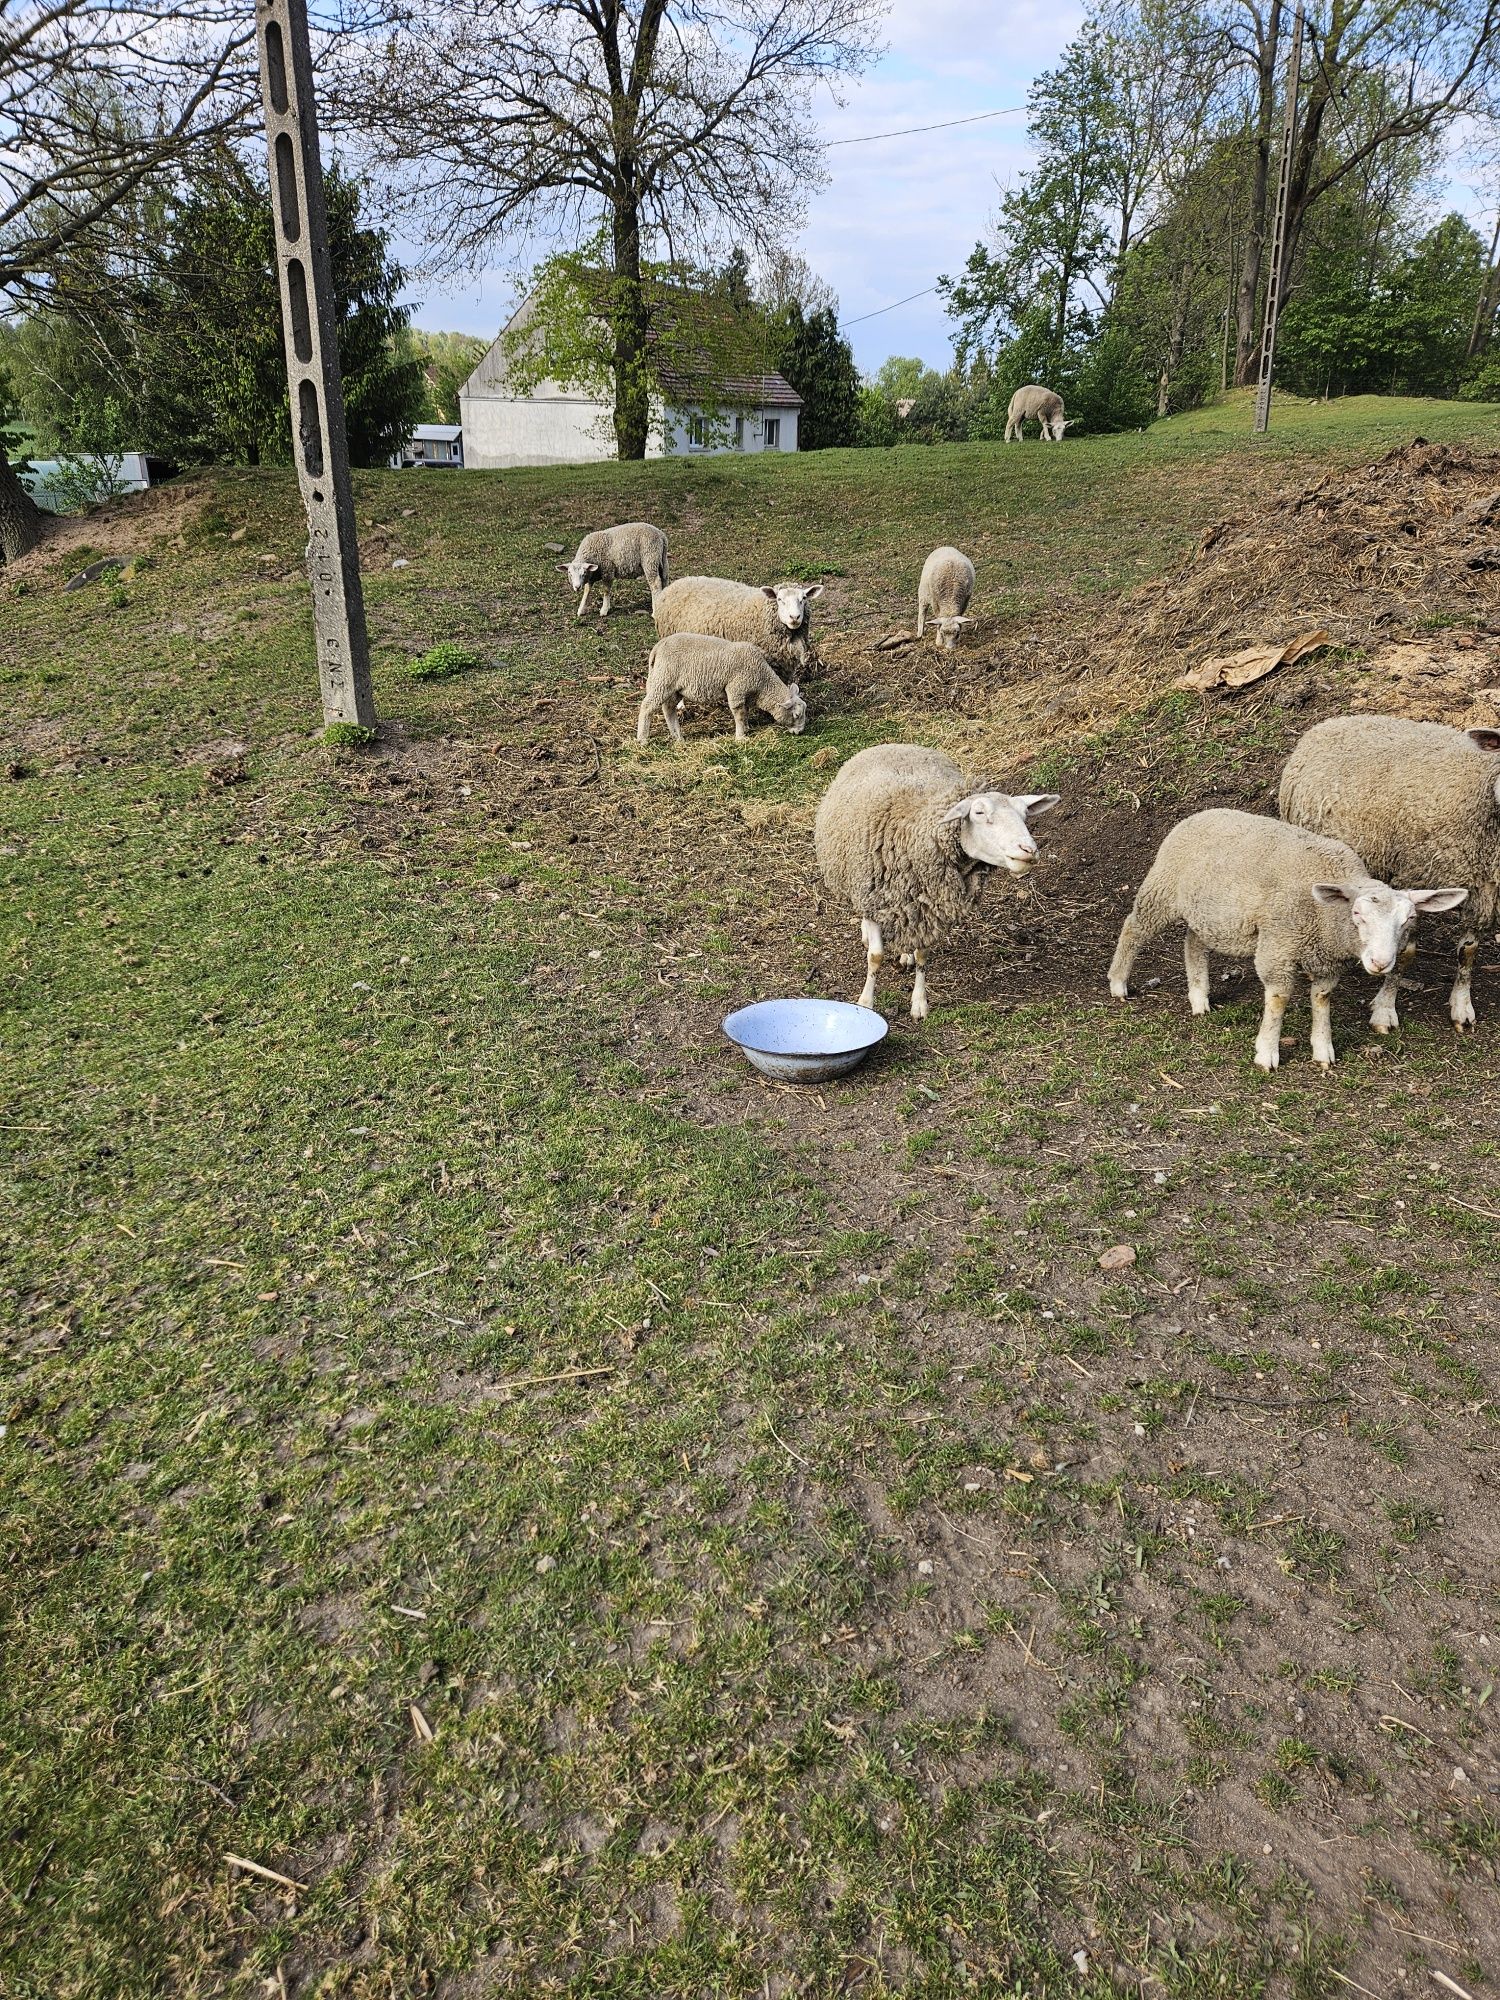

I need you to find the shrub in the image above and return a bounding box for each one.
[322,722,379,749]
[407,641,482,681]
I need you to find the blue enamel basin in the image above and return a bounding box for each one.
[722,998,889,1083]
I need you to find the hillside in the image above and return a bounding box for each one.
[4,395,1500,1999]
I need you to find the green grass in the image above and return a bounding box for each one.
[4,395,1500,1998]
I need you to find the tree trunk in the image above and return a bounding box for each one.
[1468,212,1500,359]
[1157,265,1192,417]
[0,447,44,565]
[1234,0,1281,387]
[611,197,650,461]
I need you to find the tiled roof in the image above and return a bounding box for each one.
[659,369,803,409]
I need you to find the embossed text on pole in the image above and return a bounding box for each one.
[255,0,375,727]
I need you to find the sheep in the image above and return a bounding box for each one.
[1004,384,1067,442]
[563,521,668,619]
[1107,808,1467,1071]
[814,743,1060,1020]
[636,634,806,745]
[654,576,823,673]
[1279,715,1500,1033]
[916,546,975,650]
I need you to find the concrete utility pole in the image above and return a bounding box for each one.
[1253,7,1304,436]
[255,0,376,728]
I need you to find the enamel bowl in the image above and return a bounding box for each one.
[722,997,889,1083]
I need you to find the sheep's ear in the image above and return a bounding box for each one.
[1014,792,1060,818]
[938,795,977,826]
[761,586,779,600]
[1409,886,1469,912]
[787,681,800,696]
[1311,883,1355,905]
[803,584,825,600]
[1466,727,1500,753]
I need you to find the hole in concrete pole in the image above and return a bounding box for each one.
[299,381,325,477]
[287,259,313,363]
[274,133,301,240]
[264,20,289,112]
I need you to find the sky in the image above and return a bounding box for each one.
[396,0,1085,375]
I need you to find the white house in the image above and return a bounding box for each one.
[459,297,802,468]
[391,422,464,469]
[22,451,151,511]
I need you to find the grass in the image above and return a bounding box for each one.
[4,393,1500,1998]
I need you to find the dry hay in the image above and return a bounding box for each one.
[1088,438,1500,676]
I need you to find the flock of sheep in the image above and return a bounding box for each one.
[560,517,1500,1071]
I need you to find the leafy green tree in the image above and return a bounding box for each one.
[404,331,489,424]
[765,303,859,448]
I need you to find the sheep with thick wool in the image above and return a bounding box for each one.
[1278,715,1500,1031]
[916,546,975,650]
[1004,384,1067,442]
[636,634,806,745]
[563,522,668,618]
[814,744,1059,1020]
[654,576,822,673]
[1108,808,1467,1070]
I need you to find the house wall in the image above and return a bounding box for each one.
[660,407,799,456]
[461,384,801,469]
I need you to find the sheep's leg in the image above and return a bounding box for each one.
[1108,905,1155,999]
[636,695,655,745]
[1369,950,1407,1035]
[1184,930,1211,1016]
[916,597,926,638]
[730,699,749,743]
[664,697,684,744]
[1309,975,1339,1070]
[576,585,591,619]
[1451,931,1479,1031]
[1253,983,1291,1072]
[598,585,612,617]
[910,949,930,1022]
[858,919,883,1010]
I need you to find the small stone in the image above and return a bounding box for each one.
[916,1559,934,1576]
[1072,1950,1090,1976]
[535,1555,556,1574]
[1098,1244,1136,1272]
[543,541,565,554]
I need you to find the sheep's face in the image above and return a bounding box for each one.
[933,616,972,651]
[566,558,600,591]
[781,683,807,734]
[943,791,1061,874]
[761,583,823,633]
[1312,881,1469,976]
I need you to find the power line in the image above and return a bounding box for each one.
[840,285,938,327]
[826,106,1024,148]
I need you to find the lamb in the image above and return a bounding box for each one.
[814,743,1060,1020]
[916,546,975,650]
[1278,715,1500,1032]
[1004,384,1067,442]
[653,576,823,673]
[563,522,668,619]
[1107,808,1467,1071]
[636,634,806,745]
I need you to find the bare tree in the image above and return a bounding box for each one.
[0,0,255,560]
[331,0,885,459]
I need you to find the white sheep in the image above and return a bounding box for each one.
[1004,385,1067,442]
[563,522,668,619]
[814,744,1060,1020]
[636,634,806,745]
[654,576,823,673]
[1107,808,1467,1070]
[1279,715,1500,1032]
[916,546,975,650]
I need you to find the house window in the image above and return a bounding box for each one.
[764,416,781,449]
[732,416,744,448]
[687,414,706,449]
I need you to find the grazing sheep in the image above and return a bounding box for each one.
[637,634,806,745]
[654,576,823,672]
[1107,808,1467,1071]
[563,522,669,618]
[916,546,975,650]
[1004,384,1067,442]
[1279,715,1500,1032]
[814,743,1060,1020]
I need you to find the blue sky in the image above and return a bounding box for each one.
[397,0,1083,375]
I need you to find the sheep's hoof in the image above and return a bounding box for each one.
[1189,997,1211,1018]
[1313,1058,1334,1073]
[1108,980,1129,1002]
[910,999,929,1023]
[1254,1052,1280,1074]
